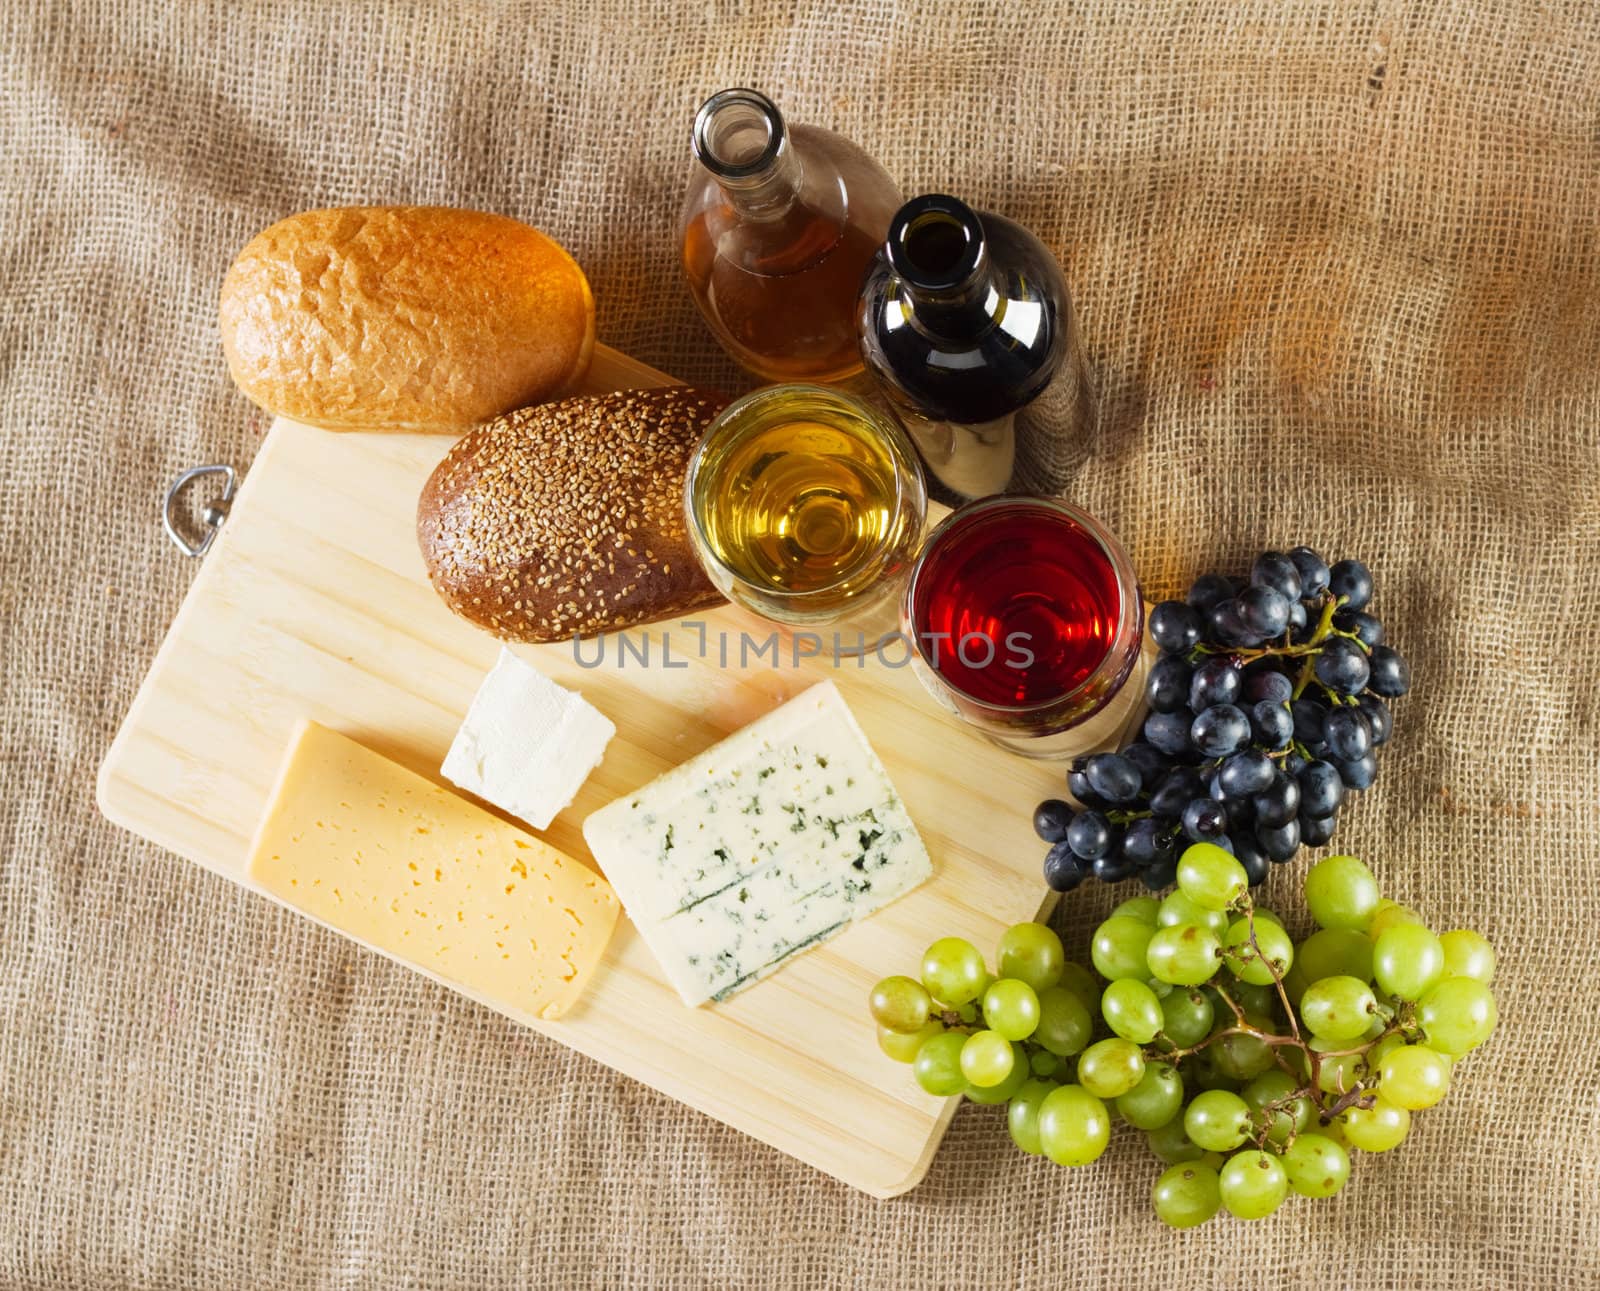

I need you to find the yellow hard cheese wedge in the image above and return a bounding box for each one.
[247,719,619,1020]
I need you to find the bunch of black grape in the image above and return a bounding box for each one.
[1038,547,1411,892]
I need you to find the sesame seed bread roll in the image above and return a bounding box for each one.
[220,207,595,433]
[417,387,728,642]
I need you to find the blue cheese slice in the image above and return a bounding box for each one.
[581,681,932,1006]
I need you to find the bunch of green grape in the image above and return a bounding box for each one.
[869,845,1498,1226]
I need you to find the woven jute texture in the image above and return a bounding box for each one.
[4,2,1599,1287]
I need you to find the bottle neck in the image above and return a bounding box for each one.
[692,88,805,221]
[886,194,997,338]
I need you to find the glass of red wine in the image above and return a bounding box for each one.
[901,495,1143,755]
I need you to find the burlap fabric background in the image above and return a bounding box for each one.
[4,2,1598,1287]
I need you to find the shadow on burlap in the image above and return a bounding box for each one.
[2,2,1597,1288]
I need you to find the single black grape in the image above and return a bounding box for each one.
[1218,749,1276,799]
[1336,752,1379,790]
[1033,798,1074,843]
[1256,817,1301,862]
[1121,742,1173,791]
[1328,559,1374,610]
[1282,749,1309,777]
[1043,840,1086,892]
[1358,694,1393,745]
[1287,600,1308,632]
[1323,707,1373,761]
[1190,658,1243,711]
[1067,810,1115,859]
[1236,584,1292,639]
[1334,608,1384,648]
[1187,572,1235,612]
[1367,645,1411,697]
[1207,600,1261,648]
[1150,767,1204,817]
[1250,551,1303,602]
[1242,667,1294,705]
[1297,760,1345,818]
[1299,812,1337,847]
[1208,833,1236,855]
[1291,697,1328,745]
[1147,655,1194,713]
[1315,638,1372,695]
[1121,818,1162,867]
[1288,546,1331,597]
[1092,852,1139,884]
[1221,793,1255,832]
[1149,600,1205,653]
[1232,834,1270,885]
[1143,710,1195,758]
[1252,772,1301,827]
[1249,699,1294,749]
[1191,704,1251,758]
[1182,797,1228,842]
[1085,753,1143,804]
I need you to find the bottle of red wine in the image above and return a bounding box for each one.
[856,194,1089,501]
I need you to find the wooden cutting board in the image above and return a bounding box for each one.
[97,345,1151,1197]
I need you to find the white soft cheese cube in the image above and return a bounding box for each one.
[442,648,616,830]
[582,681,933,1006]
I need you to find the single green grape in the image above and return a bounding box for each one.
[876,1019,942,1063]
[1372,924,1446,1000]
[965,1042,1031,1103]
[1159,988,1215,1048]
[1110,895,1161,925]
[1439,929,1496,984]
[1157,890,1231,938]
[1365,1032,1404,1069]
[1116,1061,1184,1130]
[996,922,1066,993]
[1152,1162,1222,1228]
[1030,1050,1060,1078]
[1300,975,1377,1042]
[1033,986,1094,1057]
[912,1030,968,1096]
[1303,855,1381,931]
[1222,916,1295,986]
[1057,961,1101,1014]
[1077,1037,1146,1099]
[983,977,1042,1041]
[1311,1038,1366,1096]
[1103,978,1163,1044]
[1146,923,1222,987]
[1187,1048,1241,1093]
[1378,1043,1451,1109]
[1341,1096,1410,1151]
[920,936,988,1007]
[1217,978,1279,1018]
[1147,1116,1214,1166]
[1219,1149,1289,1219]
[1417,977,1497,1056]
[1297,927,1375,984]
[1091,916,1157,982]
[1283,1132,1351,1198]
[1037,1084,1111,1167]
[1184,1089,1252,1152]
[1242,1069,1313,1145]
[1006,1078,1059,1155]
[869,974,934,1033]
[1210,1018,1276,1082]
[1177,843,1249,911]
[1280,964,1309,1011]
[1366,898,1426,940]
[960,1029,1016,1088]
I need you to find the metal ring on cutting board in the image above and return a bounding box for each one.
[162,463,237,558]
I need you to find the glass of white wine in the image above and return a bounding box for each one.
[685,383,927,654]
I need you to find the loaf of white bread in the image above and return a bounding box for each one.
[219,206,595,432]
